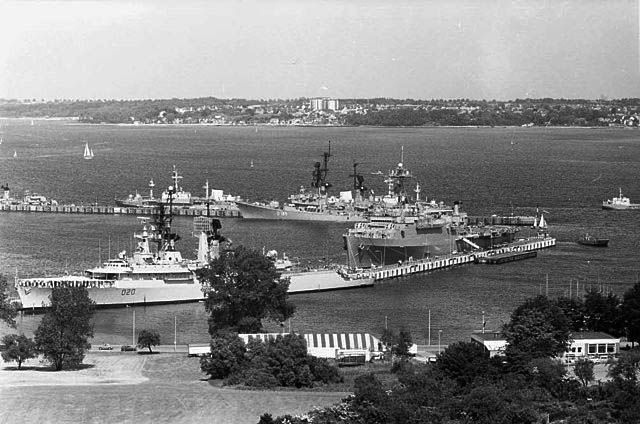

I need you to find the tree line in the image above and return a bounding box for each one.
[262,287,640,423]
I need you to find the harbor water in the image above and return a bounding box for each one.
[1,120,639,346]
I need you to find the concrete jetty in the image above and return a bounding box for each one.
[369,236,555,281]
[0,203,241,217]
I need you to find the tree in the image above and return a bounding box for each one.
[1,334,37,370]
[200,331,247,380]
[196,246,295,334]
[621,282,640,345]
[392,329,413,361]
[435,341,492,387]
[503,295,572,365]
[0,274,17,328]
[608,348,640,385]
[573,357,595,387]
[137,329,160,353]
[554,296,585,332]
[583,289,622,336]
[34,287,95,370]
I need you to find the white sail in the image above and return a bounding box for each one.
[83,142,94,159]
[538,214,547,229]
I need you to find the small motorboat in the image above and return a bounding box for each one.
[577,233,609,247]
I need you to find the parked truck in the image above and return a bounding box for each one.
[187,343,211,357]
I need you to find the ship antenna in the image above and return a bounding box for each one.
[401,145,404,164]
[351,161,359,191]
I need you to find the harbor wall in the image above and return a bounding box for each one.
[0,203,240,217]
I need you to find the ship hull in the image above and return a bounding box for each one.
[602,204,640,210]
[15,279,205,310]
[343,225,518,268]
[16,270,373,310]
[343,226,454,268]
[236,201,367,222]
[577,239,609,247]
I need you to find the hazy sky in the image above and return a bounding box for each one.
[1,0,639,100]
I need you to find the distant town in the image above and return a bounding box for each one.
[1,96,639,127]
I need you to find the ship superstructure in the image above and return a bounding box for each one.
[235,143,368,222]
[342,154,518,268]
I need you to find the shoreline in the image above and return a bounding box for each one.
[0,117,632,130]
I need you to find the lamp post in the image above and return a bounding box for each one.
[428,309,431,346]
[438,330,442,354]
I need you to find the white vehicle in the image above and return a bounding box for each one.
[187,343,211,357]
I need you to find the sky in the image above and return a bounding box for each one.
[0,0,639,101]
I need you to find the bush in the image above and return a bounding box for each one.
[208,333,342,388]
[200,331,247,380]
[308,355,343,384]
[242,368,279,388]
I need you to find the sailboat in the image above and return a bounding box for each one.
[83,142,94,160]
[13,150,17,158]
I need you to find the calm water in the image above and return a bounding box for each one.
[1,120,639,346]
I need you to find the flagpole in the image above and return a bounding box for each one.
[482,310,485,334]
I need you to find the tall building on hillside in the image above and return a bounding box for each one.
[327,99,340,111]
[311,98,340,111]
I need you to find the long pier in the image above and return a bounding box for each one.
[369,236,556,281]
[0,203,241,217]
[0,203,534,224]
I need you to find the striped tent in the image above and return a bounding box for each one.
[237,333,383,359]
[304,333,382,359]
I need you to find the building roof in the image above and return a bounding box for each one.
[571,332,618,341]
[470,331,504,342]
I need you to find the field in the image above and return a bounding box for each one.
[0,350,349,424]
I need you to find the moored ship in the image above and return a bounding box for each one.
[235,143,369,222]
[343,209,520,268]
[266,250,374,292]
[16,190,226,309]
[577,233,609,247]
[602,188,640,210]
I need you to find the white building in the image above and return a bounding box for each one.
[471,331,620,361]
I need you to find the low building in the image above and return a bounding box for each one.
[471,331,620,362]
[192,333,384,361]
[470,331,507,357]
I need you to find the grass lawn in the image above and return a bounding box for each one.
[0,351,351,424]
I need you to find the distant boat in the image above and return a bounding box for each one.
[83,142,94,160]
[13,150,17,158]
[250,160,254,168]
[0,137,3,145]
[602,188,640,210]
[577,233,609,247]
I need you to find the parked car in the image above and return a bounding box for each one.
[121,345,137,352]
[98,343,113,351]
